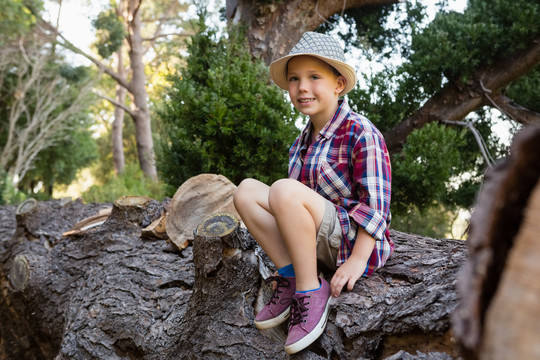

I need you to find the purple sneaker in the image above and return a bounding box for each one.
[254,275,296,330]
[284,278,331,354]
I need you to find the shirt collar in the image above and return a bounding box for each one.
[299,99,350,143]
[320,99,349,139]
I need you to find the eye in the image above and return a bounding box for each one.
[288,76,298,82]
[310,74,321,80]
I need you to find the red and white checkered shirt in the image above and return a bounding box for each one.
[288,100,393,276]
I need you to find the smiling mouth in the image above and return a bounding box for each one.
[298,98,315,103]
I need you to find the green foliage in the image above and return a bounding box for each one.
[505,66,540,113]
[92,9,126,59]
[157,12,298,190]
[18,127,98,196]
[391,123,468,214]
[345,0,540,219]
[0,0,42,44]
[91,113,140,181]
[318,0,433,62]
[348,68,422,132]
[0,25,98,199]
[0,176,28,206]
[83,163,166,203]
[0,169,7,205]
[404,0,540,95]
[391,203,457,239]
[5,63,98,198]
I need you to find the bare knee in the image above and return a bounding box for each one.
[234,178,256,209]
[268,179,301,212]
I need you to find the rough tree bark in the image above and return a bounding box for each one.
[3,129,537,359]
[453,123,540,360]
[1,188,466,359]
[226,0,400,64]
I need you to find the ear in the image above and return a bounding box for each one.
[335,75,346,95]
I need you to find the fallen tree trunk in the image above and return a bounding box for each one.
[0,189,466,359]
[3,125,539,359]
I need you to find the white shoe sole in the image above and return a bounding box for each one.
[284,296,331,354]
[254,306,290,330]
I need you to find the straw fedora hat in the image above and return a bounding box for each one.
[269,32,357,97]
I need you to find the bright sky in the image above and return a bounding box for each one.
[47,0,467,56]
[43,0,217,63]
[48,0,513,146]
[44,0,105,51]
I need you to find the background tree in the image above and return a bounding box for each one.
[0,0,42,45]
[226,0,540,223]
[0,28,97,200]
[157,13,299,191]
[226,0,401,64]
[31,0,193,181]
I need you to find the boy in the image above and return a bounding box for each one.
[233,31,393,354]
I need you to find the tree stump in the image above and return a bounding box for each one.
[164,212,290,359]
[166,174,240,251]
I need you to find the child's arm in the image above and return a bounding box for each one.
[330,227,375,298]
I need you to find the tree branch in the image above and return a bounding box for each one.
[490,93,540,125]
[142,32,192,42]
[32,17,132,92]
[384,37,540,154]
[95,92,135,117]
[442,120,496,168]
[233,0,402,63]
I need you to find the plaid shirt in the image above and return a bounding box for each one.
[288,100,393,275]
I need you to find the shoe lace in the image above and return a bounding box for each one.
[289,294,310,327]
[265,276,291,305]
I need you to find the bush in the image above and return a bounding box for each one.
[0,171,27,205]
[82,163,166,203]
[157,12,299,192]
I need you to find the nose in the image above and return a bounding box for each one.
[298,78,308,92]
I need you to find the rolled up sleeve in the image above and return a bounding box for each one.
[350,131,392,241]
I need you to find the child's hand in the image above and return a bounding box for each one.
[330,257,366,298]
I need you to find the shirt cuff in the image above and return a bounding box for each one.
[350,203,388,241]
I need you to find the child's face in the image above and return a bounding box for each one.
[286,55,345,123]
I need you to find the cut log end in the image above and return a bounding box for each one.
[63,208,112,237]
[10,255,29,291]
[194,213,239,238]
[16,198,37,216]
[114,195,152,208]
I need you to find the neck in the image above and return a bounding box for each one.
[310,100,340,134]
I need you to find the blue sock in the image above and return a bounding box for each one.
[296,282,321,294]
[277,264,295,277]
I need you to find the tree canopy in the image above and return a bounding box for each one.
[0,22,97,202]
[157,13,299,190]
[343,0,540,213]
[2,0,539,237]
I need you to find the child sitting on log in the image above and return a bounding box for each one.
[233,31,393,355]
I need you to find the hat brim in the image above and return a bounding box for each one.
[269,53,357,97]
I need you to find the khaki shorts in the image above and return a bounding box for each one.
[316,199,343,271]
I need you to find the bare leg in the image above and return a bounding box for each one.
[233,179,292,269]
[235,178,328,291]
[268,179,326,291]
